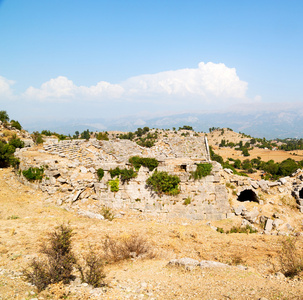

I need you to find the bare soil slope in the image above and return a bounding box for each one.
[1,168,303,299]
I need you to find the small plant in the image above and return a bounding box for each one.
[226,224,257,234]
[103,234,153,262]
[22,167,44,181]
[146,171,180,196]
[108,178,119,192]
[23,224,76,292]
[7,215,19,220]
[183,197,191,205]
[77,248,106,288]
[216,227,224,233]
[279,237,303,278]
[100,206,115,221]
[97,168,104,181]
[191,163,212,180]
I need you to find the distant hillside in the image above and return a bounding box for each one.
[22,109,303,139]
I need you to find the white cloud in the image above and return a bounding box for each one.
[121,62,248,100]
[24,76,76,100]
[24,76,123,101]
[22,62,249,105]
[0,76,14,97]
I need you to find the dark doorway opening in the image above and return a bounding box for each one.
[299,188,303,199]
[237,189,258,203]
[180,165,187,171]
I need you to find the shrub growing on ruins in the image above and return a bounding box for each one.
[109,167,137,183]
[108,178,119,192]
[22,167,44,181]
[97,168,104,181]
[146,171,180,196]
[129,156,159,171]
[191,163,212,180]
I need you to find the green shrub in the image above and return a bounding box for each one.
[183,197,191,205]
[96,132,109,141]
[0,110,9,123]
[129,156,159,171]
[10,120,22,130]
[146,171,180,196]
[0,141,16,168]
[109,167,137,183]
[108,178,119,192]
[9,136,24,149]
[191,163,212,180]
[97,168,104,181]
[22,167,44,181]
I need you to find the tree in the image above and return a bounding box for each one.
[0,111,9,123]
[10,120,22,130]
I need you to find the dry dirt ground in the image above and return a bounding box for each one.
[1,168,303,299]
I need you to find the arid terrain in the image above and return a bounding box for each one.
[1,166,303,299]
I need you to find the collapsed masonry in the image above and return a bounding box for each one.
[14,136,303,222]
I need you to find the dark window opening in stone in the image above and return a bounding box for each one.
[237,189,258,203]
[299,188,303,199]
[180,164,187,171]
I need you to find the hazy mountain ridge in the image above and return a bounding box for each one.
[23,110,303,139]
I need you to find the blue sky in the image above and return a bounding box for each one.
[0,0,302,128]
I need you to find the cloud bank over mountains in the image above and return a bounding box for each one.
[2,62,250,108]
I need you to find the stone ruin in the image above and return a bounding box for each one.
[14,135,303,224]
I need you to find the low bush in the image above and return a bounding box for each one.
[10,120,22,130]
[100,206,115,221]
[23,224,76,292]
[23,224,106,292]
[96,132,109,141]
[129,156,159,171]
[146,171,180,196]
[22,167,44,181]
[103,234,153,262]
[183,197,191,205]
[191,163,212,180]
[279,237,303,278]
[226,224,257,234]
[77,248,106,288]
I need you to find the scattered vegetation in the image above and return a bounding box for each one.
[146,171,180,196]
[217,224,257,234]
[129,156,159,171]
[179,125,193,131]
[96,132,109,141]
[118,127,158,148]
[23,224,105,292]
[191,163,212,180]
